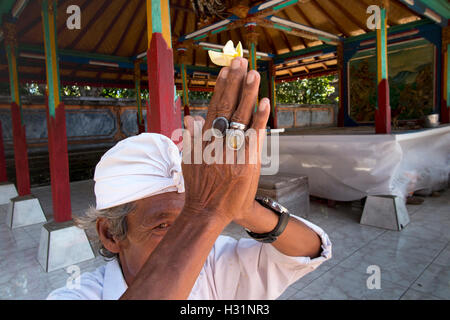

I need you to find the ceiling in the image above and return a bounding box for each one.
[0,0,425,89]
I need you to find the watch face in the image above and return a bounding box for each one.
[273,201,288,214]
[259,197,289,214]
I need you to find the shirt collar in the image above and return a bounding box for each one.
[102,259,128,300]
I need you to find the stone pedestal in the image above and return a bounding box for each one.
[360,195,410,231]
[0,182,18,205]
[6,195,47,229]
[258,173,310,218]
[37,220,95,272]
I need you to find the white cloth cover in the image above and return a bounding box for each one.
[273,126,450,201]
[46,216,332,300]
[94,133,185,210]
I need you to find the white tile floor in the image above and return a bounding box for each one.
[0,180,449,300]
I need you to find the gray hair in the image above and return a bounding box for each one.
[75,202,137,259]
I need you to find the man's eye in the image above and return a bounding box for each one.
[156,223,169,229]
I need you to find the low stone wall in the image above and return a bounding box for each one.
[0,96,145,156]
[276,104,337,128]
[0,96,145,186]
[188,104,337,129]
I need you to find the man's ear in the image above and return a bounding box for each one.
[96,218,121,254]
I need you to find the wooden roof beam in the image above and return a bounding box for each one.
[261,27,278,54]
[279,10,308,48]
[260,16,341,45]
[170,1,194,13]
[330,0,371,33]
[275,56,336,71]
[248,0,304,19]
[66,1,113,50]
[396,0,448,27]
[111,0,143,55]
[91,0,133,53]
[177,0,302,44]
[309,0,350,37]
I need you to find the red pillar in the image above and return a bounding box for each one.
[42,0,72,222]
[147,33,182,138]
[4,20,31,195]
[11,103,31,195]
[46,101,72,222]
[0,122,7,182]
[375,79,392,133]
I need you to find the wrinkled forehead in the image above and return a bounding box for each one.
[129,192,185,223]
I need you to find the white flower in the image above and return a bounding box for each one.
[208,40,243,67]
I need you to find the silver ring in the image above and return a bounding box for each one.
[212,117,229,138]
[229,121,246,131]
[227,128,245,151]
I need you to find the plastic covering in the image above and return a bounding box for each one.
[270,126,450,201]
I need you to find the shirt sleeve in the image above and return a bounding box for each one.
[202,216,332,300]
[46,267,105,300]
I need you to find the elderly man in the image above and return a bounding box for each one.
[47,57,331,300]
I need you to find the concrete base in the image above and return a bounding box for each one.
[360,195,410,231]
[0,182,18,205]
[6,195,47,229]
[37,220,95,272]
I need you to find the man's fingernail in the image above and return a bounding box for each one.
[260,100,268,111]
[231,58,240,69]
[220,68,229,79]
[247,72,256,84]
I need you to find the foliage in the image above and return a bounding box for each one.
[98,87,135,99]
[3,77,335,107]
[189,91,213,101]
[276,75,337,105]
[175,90,213,103]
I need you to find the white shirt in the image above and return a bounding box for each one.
[47,217,332,300]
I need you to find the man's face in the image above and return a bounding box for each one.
[115,192,185,284]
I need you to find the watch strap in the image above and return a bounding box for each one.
[245,197,290,243]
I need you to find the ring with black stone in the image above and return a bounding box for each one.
[212,116,229,138]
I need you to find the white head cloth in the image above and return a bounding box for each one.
[94,133,185,210]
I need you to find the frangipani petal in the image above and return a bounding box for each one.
[236,42,243,58]
[223,40,236,55]
[208,40,244,67]
[208,50,234,67]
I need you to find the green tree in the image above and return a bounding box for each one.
[99,88,135,99]
[276,75,337,105]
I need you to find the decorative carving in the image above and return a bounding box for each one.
[191,0,227,25]
[176,47,188,64]
[228,5,249,19]
[245,27,259,47]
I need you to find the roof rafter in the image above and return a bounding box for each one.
[396,0,448,27]
[329,0,370,33]
[309,0,350,37]
[91,0,132,53]
[112,0,143,56]
[279,10,307,48]
[177,0,301,44]
[67,1,113,50]
[259,16,341,45]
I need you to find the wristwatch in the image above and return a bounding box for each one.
[245,196,291,243]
